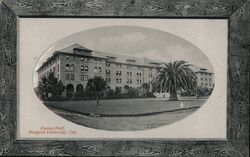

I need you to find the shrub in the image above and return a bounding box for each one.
[127,88,139,98]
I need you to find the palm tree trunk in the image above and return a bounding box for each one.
[169,90,178,101]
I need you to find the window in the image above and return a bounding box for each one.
[94,67,98,73]
[66,73,70,80]
[85,66,89,72]
[149,67,153,71]
[106,78,111,83]
[70,64,74,71]
[81,65,84,72]
[98,67,102,73]
[116,71,122,76]
[209,78,212,81]
[201,77,203,81]
[149,73,152,77]
[205,78,208,81]
[209,83,212,86]
[80,75,88,81]
[137,80,142,84]
[53,67,55,73]
[137,66,142,70]
[201,83,204,86]
[57,64,59,72]
[106,70,110,74]
[81,57,84,61]
[70,74,75,80]
[205,83,208,86]
[127,79,132,84]
[66,56,69,59]
[106,62,110,66]
[66,64,70,70]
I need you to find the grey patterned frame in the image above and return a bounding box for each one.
[0,0,249,156]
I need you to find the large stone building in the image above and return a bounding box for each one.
[191,66,214,90]
[37,44,215,96]
[37,44,162,94]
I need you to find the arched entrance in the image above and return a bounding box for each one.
[75,84,84,99]
[76,84,84,91]
[66,84,74,98]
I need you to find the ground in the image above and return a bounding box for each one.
[44,97,207,131]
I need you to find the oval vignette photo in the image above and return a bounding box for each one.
[33,26,215,131]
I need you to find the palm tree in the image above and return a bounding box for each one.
[152,60,197,101]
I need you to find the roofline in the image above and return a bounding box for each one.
[195,71,214,74]
[36,51,109,72]
[107,60,163,68]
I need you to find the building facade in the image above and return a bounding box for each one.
[37,44,215,96]
[37,44,162,94]
[192,67,214,90]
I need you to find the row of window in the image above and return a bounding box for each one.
[66,64,103,73]
[66,55,92,63]
[66,73,88,81]
[200,77,212,81]
[199,73,212,76]
[66,55,107,64]
[65,63,157,72]
[65,73,145,85]
[65,64,154,78]
[106,61,156,71]
[201,83,213,87]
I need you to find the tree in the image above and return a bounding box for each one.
[124,85,130,93]
[37,72,65,100]
[37,77,49,100]
[86,76,107,105]
[152,60,197,101]
[115,86,122,97]
[141,83,150,96]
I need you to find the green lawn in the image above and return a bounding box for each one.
[45,98,207,131]
[44,98,206,116]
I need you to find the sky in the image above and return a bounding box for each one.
[35,25,213,84]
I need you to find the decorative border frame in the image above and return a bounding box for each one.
[0,0,249,156]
